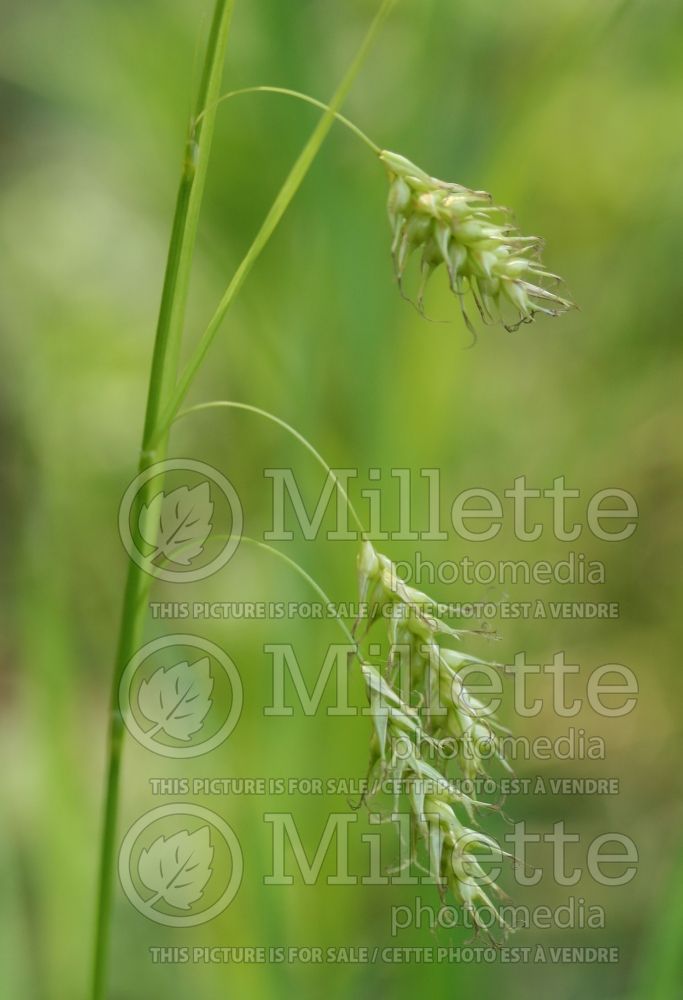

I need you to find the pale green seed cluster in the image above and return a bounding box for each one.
[357,540,513,935]
[381,149,573,333]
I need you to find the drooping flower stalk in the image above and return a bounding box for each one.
[165,86,574,364]
[174,401,519,934]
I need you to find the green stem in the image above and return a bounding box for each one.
[174,400,367,535]
[207,534,357,645]
[93,1,396,995]
[142,6,235,457]
[149,0,397,448]
[90,3,234,998]
[196,86,382,153]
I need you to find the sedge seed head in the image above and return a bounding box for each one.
[356,540,513,931]
[380,149,574,334]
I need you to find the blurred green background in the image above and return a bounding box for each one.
[1,0,682,997]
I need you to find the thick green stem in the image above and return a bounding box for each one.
[90,3,234,998]
[142,4,235,457]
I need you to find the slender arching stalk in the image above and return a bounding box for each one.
[174,400,368,535]
[92,3,397,997]
[238,537,357,645]
[158,533,358,645]
[196,86,382,154]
